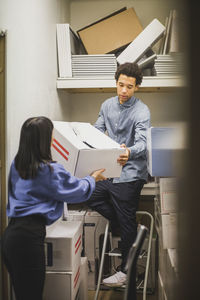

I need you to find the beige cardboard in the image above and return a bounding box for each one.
[77,8,143,54]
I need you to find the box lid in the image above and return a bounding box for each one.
[46,220,82,238]
[53,121,121,150]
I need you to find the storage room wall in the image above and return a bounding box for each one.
[0,0,71,168]
[67,0,187,129]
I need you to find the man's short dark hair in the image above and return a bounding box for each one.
[115,62,143,86]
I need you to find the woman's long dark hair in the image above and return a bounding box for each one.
[15,116,54,179]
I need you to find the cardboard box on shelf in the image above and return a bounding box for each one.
[147,127,180,177]
[157,193,177,214]
[77,7,143,54]
[117,18,165,64]
[45,220,82,272]
[161,213,177,249]
[155,201,177,249]
[51,121,125,178]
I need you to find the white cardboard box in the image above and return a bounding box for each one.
[117,18,165,64]
[79,257,88,300]
[161,213,177,249]
[156,211,178,249]
[147,127,180,177]
[159,192,177,214]
[154,197,177,249]
[51,121,125,178]
[43,267,80,300]
[154,178,178,214]
[84,211,107,261]
[45,220,82,272]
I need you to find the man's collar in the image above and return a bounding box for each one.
[117,96,136,107]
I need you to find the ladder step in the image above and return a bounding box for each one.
[107,248,122,257]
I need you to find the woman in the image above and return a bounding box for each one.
[2,116,106,300]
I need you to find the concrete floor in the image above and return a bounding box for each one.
[88,289,158,300]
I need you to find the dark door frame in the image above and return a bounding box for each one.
[0,31,8,300]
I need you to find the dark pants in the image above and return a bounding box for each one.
[87,179,145,271]
[1,215,46,300]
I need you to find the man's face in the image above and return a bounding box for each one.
[116,74,138,104]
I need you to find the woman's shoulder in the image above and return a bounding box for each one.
[40,161,67,173]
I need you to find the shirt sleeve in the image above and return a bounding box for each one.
[50,164,96,203]
[94,103,106,133]
[129,107,151,160]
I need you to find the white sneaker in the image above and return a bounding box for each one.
[102,271,127,287]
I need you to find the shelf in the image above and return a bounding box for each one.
[141,181,158,196]
[57,75,186,93]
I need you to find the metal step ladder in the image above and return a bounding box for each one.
[94,211,154,300]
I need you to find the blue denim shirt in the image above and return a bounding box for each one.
[7,161,95,225]
[94,96,151,183]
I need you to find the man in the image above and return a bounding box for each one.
[88,62,151,291]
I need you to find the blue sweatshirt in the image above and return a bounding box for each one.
[7,161,95,225]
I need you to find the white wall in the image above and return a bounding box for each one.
[70,0,175,30]
[66,90,187,127]
[0,0,71,167]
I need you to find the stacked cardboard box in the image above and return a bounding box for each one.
[147,127,181,177]
[43,220,83,300]
[66,208,108,290]
[154,178,178,249]
[77,7,143,54]
[154,177,178,300]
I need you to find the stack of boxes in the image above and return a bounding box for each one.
[67,208,108,290]
[43,219,83,300]
[147,127,180,300]
[154,178,178,249]
[154,177,178,300]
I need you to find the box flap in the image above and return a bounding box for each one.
[46,219,82,238]
[53,121,90,150]
[69,122,121,149]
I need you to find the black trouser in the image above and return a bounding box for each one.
[2,215,46,300]
[87,179,145,271]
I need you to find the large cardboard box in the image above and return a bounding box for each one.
[77,7,143,54]
[43,267,80,300]
[147,127,180,177]
[52,121,125,178]
[45,220,82,272]
[155,201,177,249]
[161,213,177,249]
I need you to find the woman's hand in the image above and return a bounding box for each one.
[117,144,130,166]
[91,168,106,182]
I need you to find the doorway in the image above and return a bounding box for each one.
[0,31,8,300]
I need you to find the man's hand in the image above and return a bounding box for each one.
[117,144,130,166]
